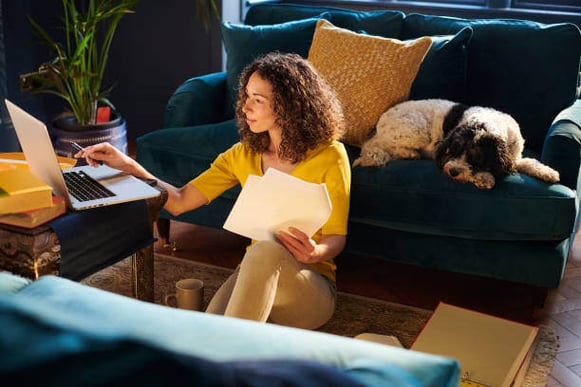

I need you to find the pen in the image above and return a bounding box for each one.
[70,141,103,165]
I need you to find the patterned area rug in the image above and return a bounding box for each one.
[82,253,558,386]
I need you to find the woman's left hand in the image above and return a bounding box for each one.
[275,227,318,263]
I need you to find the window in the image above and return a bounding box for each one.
[288,0,581,24]
[513,0,581,13]
[397,0,484,4]
[379,0,580,13]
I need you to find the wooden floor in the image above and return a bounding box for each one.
[154,220,581,386]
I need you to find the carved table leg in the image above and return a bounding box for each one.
[131,244,154,302]
[129,183,168,302]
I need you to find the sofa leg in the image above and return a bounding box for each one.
[156,218,176,251]
[533,286,549,309]
[531,286,550,321]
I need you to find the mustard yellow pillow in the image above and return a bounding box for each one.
[308,19,432,147]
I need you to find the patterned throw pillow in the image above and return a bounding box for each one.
[308,19,432,147]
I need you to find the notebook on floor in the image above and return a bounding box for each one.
[5,99,160,211]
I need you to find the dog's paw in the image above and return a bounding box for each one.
[471,172,495,189]
[546,169,560,183]
[391,148,421,160]
[353,148,391,167]
[516,158,560,183]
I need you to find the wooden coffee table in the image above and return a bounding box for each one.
[0,184,167,302]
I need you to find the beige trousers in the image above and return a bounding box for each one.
[205,240,336,329]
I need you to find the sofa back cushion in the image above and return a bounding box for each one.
[221,18,321,118]
[245,3,404,38]
[402,14,581,154]
[409,26,473,103]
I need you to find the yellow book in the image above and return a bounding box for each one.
[0,195,66,228]
[0,169,54,215]
[0,152,76,171]
[411,302,538,387]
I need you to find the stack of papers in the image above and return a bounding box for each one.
[223,168,332,241]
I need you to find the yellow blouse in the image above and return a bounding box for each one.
[190,140,351,283]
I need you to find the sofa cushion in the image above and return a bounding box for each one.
[3,276,461,386]
[320,9,404,38]
[0,295,390,386]
[346,145,577,241]
[245,3,404,39]
[308,19,432,147]
[221,18,320,118]
[402,14,581,154]
[409,27,473,103]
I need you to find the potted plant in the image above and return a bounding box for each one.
[20,0,141,158]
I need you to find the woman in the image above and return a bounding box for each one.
[77,52,351,329]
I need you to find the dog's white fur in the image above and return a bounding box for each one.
[353,99,560,189]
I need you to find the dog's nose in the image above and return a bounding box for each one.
[449,168,460,177]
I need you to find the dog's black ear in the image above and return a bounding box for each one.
[434,137,452,168]
[496,140,516,175]
[477,135,515,178]
[442,103,469,136]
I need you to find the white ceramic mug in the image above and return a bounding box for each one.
[164,278,204,311]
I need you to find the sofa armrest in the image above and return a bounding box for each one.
[163,72,229,128]
[542,99,581,191]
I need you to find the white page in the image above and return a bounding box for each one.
[223,168,332,241]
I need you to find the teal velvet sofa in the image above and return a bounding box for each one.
[0,271,460,386]
[136,3,581,293]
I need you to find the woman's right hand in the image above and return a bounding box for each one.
[75,142,137,175]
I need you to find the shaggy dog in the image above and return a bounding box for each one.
[352,99,560,189]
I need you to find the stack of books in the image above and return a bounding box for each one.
[411,302,539,387]
[0,168,65,228]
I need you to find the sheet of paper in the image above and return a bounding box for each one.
[223,168,332,241]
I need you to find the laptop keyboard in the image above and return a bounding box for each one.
[63,170,115,202]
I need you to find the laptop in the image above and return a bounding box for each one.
[5,99,161,211]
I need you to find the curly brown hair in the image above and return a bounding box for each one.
[236,52,345,163]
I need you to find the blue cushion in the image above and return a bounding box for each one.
[0,296,370,386]
[321,9,404,38]
[1,276,461,386]
[221,18,321,118]
[244,2,405,37]
[409,27,473,102]
[346,145,577,241]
